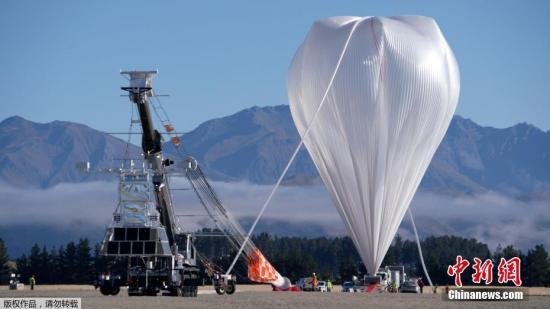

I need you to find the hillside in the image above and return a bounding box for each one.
[1,106,549,197]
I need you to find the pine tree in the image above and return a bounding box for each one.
[339,257,359,282]
[55,246,65,283]
[382,245,398,266]
[494,243,503,259]
[16,254,30,283]
[38,246,51,284]
[501,245,521,260]
[0,239,9,283]
[48,247,59,284]
[76,239,93,283]
[393,234,403,264]
[64,242,78,283]
[524,245,550,287]
[28,244,41,283]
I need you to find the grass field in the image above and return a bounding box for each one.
[1,285,549,308]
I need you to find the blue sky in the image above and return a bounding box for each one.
[1,0,549,132]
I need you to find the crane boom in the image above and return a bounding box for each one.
[120,71,177,246]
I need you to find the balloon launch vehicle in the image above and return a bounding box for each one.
[96,71,203,297]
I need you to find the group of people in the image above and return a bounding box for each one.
[8,273,36,290]
[19,273,434,294]
[311,272,333,292]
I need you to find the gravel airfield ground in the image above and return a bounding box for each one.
[1,285,549,309]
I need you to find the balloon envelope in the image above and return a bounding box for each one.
[288,16,459,274]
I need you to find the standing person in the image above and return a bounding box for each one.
[29,275,36,290]
[312,273,318,291]
[327,279,333,292]
[417,277,425,294]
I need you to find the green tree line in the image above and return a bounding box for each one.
[0,238,114,285]
[1,233,549,286]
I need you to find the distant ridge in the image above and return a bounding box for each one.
[1,106,549,197]
[0,116,140,187]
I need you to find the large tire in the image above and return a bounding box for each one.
[111,287,120,296]
[225,283,236,295]
[183,286,196,297]
[128,287,143,297]
[100,286,112,296]
[215,286,225,295]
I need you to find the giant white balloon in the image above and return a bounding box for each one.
[288,16,459,274]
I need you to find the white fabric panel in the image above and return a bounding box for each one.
[288,16,459,274]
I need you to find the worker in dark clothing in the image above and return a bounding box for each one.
[417,277,425,294]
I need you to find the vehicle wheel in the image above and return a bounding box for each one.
[225,283,236,295]
[184,286,197,297]
[99,286,112,296]
[215,286,225,295]
[111,287,120,296]
[185,286,198,297]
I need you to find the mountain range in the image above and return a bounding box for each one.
[1,105,549,198]
[0,116,140,187]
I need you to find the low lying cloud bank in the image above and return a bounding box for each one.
[405,192,550,251]
[1,180,548,254]
[0,181,117,228]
